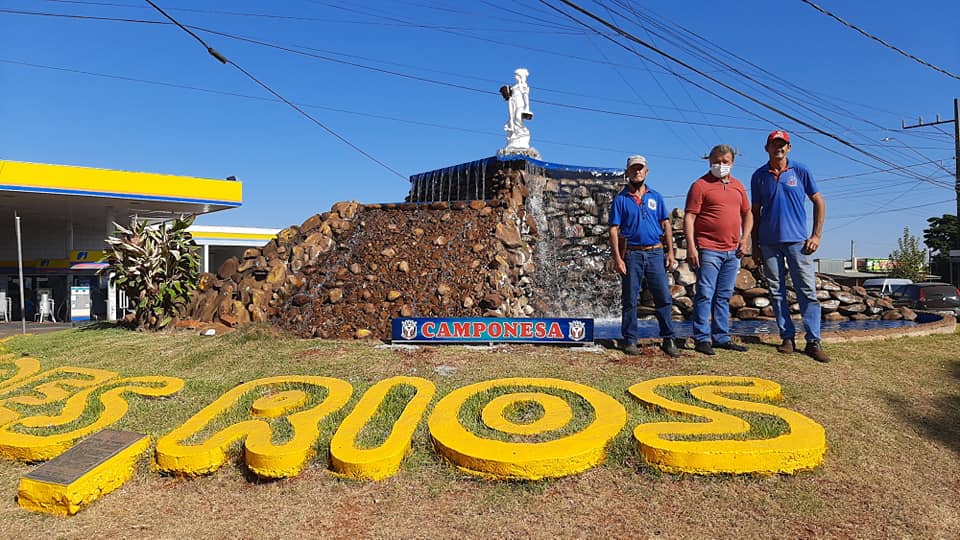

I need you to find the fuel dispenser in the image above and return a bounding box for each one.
[70,281,91,322]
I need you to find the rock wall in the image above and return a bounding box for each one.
[187,165,914,338]
[187,169,538,338]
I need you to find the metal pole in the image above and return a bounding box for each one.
[15,213,27,334]
[954,98,959,253]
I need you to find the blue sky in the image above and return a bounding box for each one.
[2,0,958,260]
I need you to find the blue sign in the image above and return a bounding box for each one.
[391,317,594,344]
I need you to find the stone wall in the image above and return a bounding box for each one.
[187,169,538,338]
[186,163,914,338]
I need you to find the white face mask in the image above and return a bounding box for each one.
[710,163,732,179]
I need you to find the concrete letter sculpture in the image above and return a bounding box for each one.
[428,377,626,480]
[155,376,352,478]
[628,376,826,475]
[330,376,436,480]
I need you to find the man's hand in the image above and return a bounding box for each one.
[803,235,821,255]
[614,257,627,276]
[736,238,750,258]
[686,247,699,270]
[665,251,677,271]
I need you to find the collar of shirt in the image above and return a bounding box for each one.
[767,159,792,180]
[627,185,647,207]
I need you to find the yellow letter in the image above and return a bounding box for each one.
[628,376,826,475]
[155,376,352,479]
[0,375,184,462]
[428,377,626,480]
[330,376,435,480]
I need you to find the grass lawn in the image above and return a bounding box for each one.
[1,324,958,539]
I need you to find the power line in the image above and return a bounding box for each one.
[142,0,407,180]
[1,7,804,132]
[0,57,705,162]
[799,0,960,81]
[542,0,952,189]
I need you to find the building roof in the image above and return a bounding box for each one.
[0,160,242,221]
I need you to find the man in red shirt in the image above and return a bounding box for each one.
[683,144,753,355]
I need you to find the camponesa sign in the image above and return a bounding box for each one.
[391,317,594,344]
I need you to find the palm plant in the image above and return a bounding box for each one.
[104,215,200,330]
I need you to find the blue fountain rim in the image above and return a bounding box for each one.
[593,312,945,341]
[409,155,624,182]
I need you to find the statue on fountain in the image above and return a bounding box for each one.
[498,68,540,159]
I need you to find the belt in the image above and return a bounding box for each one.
[626,243,663,251]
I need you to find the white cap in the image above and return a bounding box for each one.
[626,155,647,168]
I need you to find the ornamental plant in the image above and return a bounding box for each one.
[104,215,200,330]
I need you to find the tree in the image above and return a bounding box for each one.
[104,215,200,330]
[923,214,958,260]
[888,227,926,283]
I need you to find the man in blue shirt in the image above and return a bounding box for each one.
[750,131,830,363]
[609,155,680,357]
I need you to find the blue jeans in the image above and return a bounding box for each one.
[760,242,821,342]
[621,248,675,344]
[692,249,739,344]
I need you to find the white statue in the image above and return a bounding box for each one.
[500,68,534,152]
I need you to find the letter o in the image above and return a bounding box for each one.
[428,377,626,480]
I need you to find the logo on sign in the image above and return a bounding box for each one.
[569,320,586,341]
[401,319,418,340]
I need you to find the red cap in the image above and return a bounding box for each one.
[767,130,790,144]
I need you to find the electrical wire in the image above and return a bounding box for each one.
[799,0,960,81]
[142,0,407,180]
[541,0,952,190]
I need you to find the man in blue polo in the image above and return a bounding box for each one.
[609,155,680,357]
[750,130,830,363]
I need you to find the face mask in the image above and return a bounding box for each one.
[710,163,732,179]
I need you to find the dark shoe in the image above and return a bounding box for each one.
[804,340,831,363]
[714,341,748,352]
[776,338,796,354]
[661,338,680,358]
[623,343,640,356]
[694,341,715,355]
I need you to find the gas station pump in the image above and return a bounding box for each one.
[70,279,91,322]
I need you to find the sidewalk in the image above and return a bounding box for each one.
[0,322,75,338]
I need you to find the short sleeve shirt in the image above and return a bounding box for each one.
[750,160,819,244]
[609,185,669,247]
[684,174,750,251]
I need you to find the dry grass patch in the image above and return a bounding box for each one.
[0,326,957,538]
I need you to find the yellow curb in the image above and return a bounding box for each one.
[155,376,353,479]
[628,376,826,475]
[330,376,435,481]
[17,432,150,516]
[428,378,627,480]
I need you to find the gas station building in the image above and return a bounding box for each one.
[0,160,278,323]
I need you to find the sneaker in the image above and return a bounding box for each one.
[694,341,716,355]
[776,338,796,354]
[714,341,748,352]
[661,338,680,358]
[803,340,831,363]
[622,343,640,356]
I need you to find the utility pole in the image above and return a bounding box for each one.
[902,98,960,282]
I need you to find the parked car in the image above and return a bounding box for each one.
[889,282,960,316]
[863,277,912,296]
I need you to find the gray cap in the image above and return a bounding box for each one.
[626,155,647,168]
